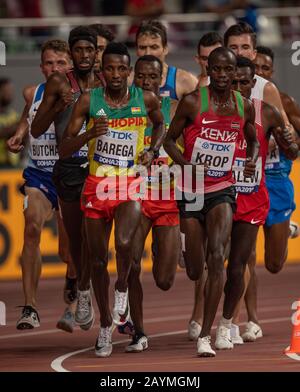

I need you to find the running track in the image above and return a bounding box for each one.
[0,264,299,372]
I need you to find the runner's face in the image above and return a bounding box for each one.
[136,34,168,63]
[71,40,96,73]
[227,34,256,61]
[94,36,109,71]
[208,54,236,91]
[40,49,71,79]
[134,61,162,95]
[253,53,273,81]
[196,43,222,75]
[232,67,255,99]
[102,54,131,91]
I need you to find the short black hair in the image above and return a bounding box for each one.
[256,46,274,63]
[89,24,115,42]
[197,32,223,54]
[102,42,131,66]
[68,25,97,50]
[208,47,236,68]
[224,22,256,49]
[236,56,256,78]
[136,20,167,47]
[135,55,163,76]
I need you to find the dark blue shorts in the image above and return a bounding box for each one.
[20,166,58,210]
[265,175,296,227]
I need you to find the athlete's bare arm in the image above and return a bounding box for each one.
[263,81,290,127]
[58,92,108,159]
[176,68,199,99]
[31,73,73,138]
[263,102,299,160]
[243,98,259,177]
[280,92,300,144]
[143,90,165,151]
[164,91,198,167]
[7,85,34,152]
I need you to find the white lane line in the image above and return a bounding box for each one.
[51,316,290,372]
[50,330,187,373]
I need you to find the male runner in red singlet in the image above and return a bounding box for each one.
[164,47,258,357]
[215,57,298,350]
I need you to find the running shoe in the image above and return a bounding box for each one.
[118,318,135,336]
[95,325,114,357]
[215,325,234,350]
[230,323,244,345]
[56,308,75,333]
[16,306,40,330]
[197,336,216,357]
[75,289,95,329]
[112,289,129,326]
[125,333,148,353]
[242,321,263,342]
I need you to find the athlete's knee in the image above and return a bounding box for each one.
[115,237,132,257]
[186,263,203,281]
[91,255,108,272]
[154,275,174,291]
[207,249,224,275]
[227,264,244,284]
[24,220,42,244]
[265,261,283,274]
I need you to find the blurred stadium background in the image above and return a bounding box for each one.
[1,0,300,279]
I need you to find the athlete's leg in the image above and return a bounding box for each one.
[223,222,259,319]
[21,187,53,307]
[190,269,207,325]
[244,246,259,324]
[59,199,89,290]
[180,218,206,282]
[128,216,152,335]
[114,201,142,292]
[85,217,113,327]
[151,225,180,291]
[200,203,232,338]
[263,220,290,273]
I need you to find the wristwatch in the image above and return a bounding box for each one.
[147,147,160,159]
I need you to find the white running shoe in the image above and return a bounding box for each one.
[125,333,148,353]
[197,336,216,357]
[215,325,234,350]
[188,320,201,341]
[112,289,129,326]
[230,323,244,345]
[289,221,300,239]
[75,289,94,328]
[242,321,263,342]
[16,306,40,330]
[95,325,114,357]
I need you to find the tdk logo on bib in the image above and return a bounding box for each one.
[107,130,133,140]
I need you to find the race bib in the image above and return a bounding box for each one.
[93,128,137,168]
[29,130,58,168]
[191,138,235,178]
[265,145,280,170]
[233,157,262,194]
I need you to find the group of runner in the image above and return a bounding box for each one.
[7,19,299,358]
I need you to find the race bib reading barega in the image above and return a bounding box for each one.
[93,128,138,168]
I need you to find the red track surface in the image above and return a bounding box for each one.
[0,264,300,372]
